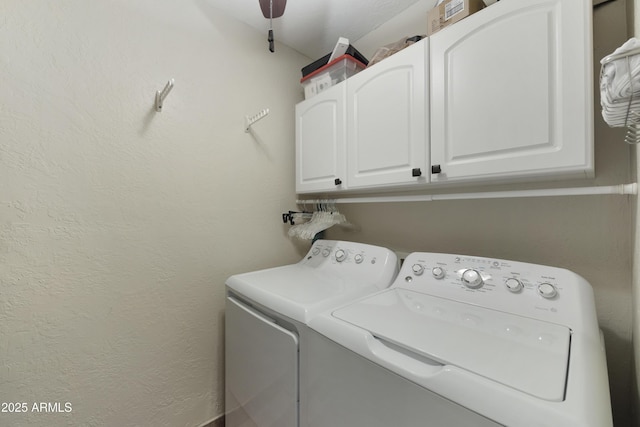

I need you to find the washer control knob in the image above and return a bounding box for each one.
[505,278,523,293]
[432,267,446,279]
[461,269,483,288]
[412,264,424,276]
[312,247,321,255]
[354,254,364,264]
[322,249,331,257]
[538,283,558,299]
[335,249,347,262]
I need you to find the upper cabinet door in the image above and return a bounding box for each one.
[430,0,593,183]
[346,40,428,190]
[295,84,347,194]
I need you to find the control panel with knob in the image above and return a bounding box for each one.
[393,251,595,327]
[505,278,523,293]
[412,264,425,276]
[300,240,398,284]
[537,283,558,299]
[431,266,446,279]
[303,241,391,269]
[461,269,483,288]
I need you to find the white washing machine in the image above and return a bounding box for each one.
[306,252,613,427]
[224,240,398,427]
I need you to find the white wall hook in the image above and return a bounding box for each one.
[155,78,174,112]
[245,108,270,132]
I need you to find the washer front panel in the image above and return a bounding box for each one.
[308,251,612,427]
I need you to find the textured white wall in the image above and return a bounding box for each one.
[339,1,634,425]
[0,1,308,426]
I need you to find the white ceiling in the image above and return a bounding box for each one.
[205,0,430,59]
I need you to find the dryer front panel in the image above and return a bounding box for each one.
[225,297,298,427]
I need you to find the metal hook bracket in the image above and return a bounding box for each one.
[245,108,270,132]
[155,79,175,112]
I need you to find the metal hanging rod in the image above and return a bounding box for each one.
[296,183,638,205]
[601,46,640,65]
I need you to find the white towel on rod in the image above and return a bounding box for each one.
[600,38,640,101]
[600,38,640,127]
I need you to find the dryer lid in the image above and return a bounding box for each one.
[226,265,387,323]
[332,289,570,401]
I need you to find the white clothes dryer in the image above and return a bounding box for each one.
[224,240,398,427]
[306,252,613,427]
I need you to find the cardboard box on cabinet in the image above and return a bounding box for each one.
[427,0,485,36]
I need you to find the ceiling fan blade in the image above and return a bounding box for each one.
[259,0,287,18]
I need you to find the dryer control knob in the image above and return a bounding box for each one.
[505,278,523,293]
[322,249,331,257]
[461,269,483,288]
[335,249,347,262]
[412,264,424,275]
[432,267,446,279]
[538,283,558,299]
[354,254,364,264]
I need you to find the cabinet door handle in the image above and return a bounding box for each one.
[431,165,442,174]
[411,168,422,177]
[334,178,342,186]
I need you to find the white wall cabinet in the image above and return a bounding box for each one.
[295,41,427,194]
[429,0,593,183]
[346,40,428,190]
[295,83,346,193]
[294,0,593,194]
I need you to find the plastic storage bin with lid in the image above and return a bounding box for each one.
[300,55,367,99]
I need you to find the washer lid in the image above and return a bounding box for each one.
[332,289,571,401]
